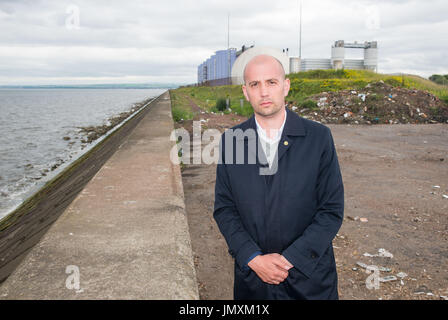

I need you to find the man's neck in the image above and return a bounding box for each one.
[254,108,286,139]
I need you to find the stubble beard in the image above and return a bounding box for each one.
[253,101,284,119]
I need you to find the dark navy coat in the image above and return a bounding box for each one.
[213,108,344,300]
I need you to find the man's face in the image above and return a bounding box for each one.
[242,55,290,118]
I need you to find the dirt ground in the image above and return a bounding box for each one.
[176,97,448,300]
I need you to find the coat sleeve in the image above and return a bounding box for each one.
[213,134,262,270]
[282,127,344,279]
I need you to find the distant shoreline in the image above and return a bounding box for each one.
[0,84,181,89]
[0,90,164,220]
[0,93,164,283]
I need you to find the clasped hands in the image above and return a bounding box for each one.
[247,253,294,285]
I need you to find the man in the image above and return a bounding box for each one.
[213,54,344,300]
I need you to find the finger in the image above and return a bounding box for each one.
[274,264,290,276]
[274,271,288,282]
[272,258,292,271]
[280,256,294,269]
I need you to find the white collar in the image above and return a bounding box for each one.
[255,108,287,143]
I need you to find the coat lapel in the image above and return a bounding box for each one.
[239,108,307,171]
[238,116,269,167]
[276,108,307,163]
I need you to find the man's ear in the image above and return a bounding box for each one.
[242,85,250,102]
[283,78,291,97]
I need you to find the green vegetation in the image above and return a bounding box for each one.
[429,74,448,86]
[172,85,255,117]
[215,98,227,111]
[169,90,194,122]
[405,74,448,103]
[169,70,448,119]
[299,100,318,110]
[289,70,448,104]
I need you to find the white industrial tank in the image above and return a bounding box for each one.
[364,46,378,71]
[231,47,290,85]
[331,46,345,70]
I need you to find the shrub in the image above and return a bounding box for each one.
[440,95,448,105]
[429,74,448,86]
[216,98,227,111]
[385,77,402,87]
[300,100,318,110]
[172,106,193,122]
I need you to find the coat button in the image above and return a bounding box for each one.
[311,252,318,259]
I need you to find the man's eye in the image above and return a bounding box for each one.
[250,83,258,87]
[268,80,277,85]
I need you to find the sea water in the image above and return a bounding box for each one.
[0,88,166,219]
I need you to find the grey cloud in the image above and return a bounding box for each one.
[0,0,447,84]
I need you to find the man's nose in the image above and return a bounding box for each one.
[259,83,269,96]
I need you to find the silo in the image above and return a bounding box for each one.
[230,48,236,76]
[364,42,378,72]
[222,49,237,79]
[231,47,290,85]
[217,50,223,79]
[200,62,205,83]
[215,50,227,79]
[289,57,301,73]
[211,54,218,80]
[206,58,211,81]
[331,44,345,70]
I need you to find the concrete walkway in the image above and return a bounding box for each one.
[0,91,199,299]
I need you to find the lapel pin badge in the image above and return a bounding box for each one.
[284,141,289,146]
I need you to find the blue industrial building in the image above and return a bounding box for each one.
[197,49,236,84]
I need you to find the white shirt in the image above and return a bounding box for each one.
[255,109,287,168]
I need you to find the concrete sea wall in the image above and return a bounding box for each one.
[0,91,199,299]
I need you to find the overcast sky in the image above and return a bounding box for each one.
[0,0,447,85]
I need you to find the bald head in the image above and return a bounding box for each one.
[241,54,290,119]
[243,54,286,84]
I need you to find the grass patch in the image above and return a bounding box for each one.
[171,85,254,117]
[170,70,448,119]
[299,100,318,110]
[169,90,194,122]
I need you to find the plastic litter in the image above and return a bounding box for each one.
[363,248,393,258]
[380,275,397,282]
